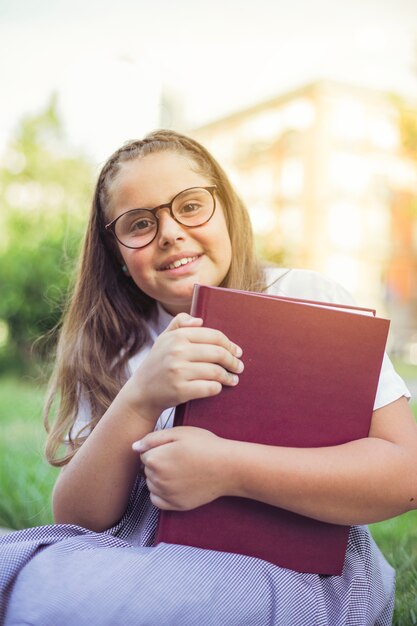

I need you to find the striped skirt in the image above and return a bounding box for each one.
[0,477,395,625]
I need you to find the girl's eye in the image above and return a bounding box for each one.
[122,216,156,236]
[130,218,154,231]
[177,202,201,215]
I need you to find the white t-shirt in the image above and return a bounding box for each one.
[72,268,410,436]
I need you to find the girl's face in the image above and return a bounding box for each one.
[108,151,232,315]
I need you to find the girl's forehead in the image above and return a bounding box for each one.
[118,151,202,181]
[108,152,211,213]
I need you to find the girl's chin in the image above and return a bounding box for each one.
[157,288,195,315]
[159,299,193,316]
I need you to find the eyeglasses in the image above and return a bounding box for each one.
[105,186,217,249]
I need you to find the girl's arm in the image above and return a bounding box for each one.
[137,395,417,525]
[52,314,244,531]
[227,396,417,524]
[52,391,157,531]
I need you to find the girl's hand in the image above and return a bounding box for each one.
[133,426,233,510]
[126,313,243,423]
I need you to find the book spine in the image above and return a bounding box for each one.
[190,284,207,317]
[173,403,186,425]
[174,284,208,427]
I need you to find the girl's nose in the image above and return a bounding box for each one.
[156,209,186,248]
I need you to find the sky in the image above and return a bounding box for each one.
[0,0,416,165]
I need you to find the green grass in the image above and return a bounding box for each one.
[0,374,416,623]
[0,376,57,529]
[371,514,417,626]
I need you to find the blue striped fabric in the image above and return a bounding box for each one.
[0,476,394,625]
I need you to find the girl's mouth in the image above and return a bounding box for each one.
[159,255,200,271]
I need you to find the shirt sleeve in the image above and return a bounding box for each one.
[374,353,411,410]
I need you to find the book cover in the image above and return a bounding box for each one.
[155,284,390,574]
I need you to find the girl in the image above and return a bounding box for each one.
[1,130,416,626]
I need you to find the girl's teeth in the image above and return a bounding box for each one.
[167,256,197,270]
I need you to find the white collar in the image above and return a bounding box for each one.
[147,302,174,340]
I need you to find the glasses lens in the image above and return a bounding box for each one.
[116,210,157,248]
[172,188,214,226]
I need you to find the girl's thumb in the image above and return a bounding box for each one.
[132,429,175,453]
[166,312,203,331]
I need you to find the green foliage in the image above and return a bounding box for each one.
[256,235,288,268]
[398,101,417,160]
[0,95,93,373]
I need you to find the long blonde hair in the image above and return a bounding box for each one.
[44,129,265,466]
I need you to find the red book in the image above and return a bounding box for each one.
[155,284,390,574]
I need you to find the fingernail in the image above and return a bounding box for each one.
[132,440,143,452]
[231,374,239,385]
[237,360,244,373]
[234,344,243,358]
[186,315,202,324]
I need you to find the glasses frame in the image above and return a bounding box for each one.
[105,185,217,249]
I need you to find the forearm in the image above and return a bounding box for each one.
[53,390,157,531]
[53,315,244,529]
[225,436,416,525]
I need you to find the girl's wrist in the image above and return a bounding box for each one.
[217,438,247,498]
[117,379,162,427]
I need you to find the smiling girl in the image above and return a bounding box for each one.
[0,130,416,626]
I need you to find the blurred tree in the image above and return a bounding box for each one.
[0,95,94,374]
[396,95,417,219]
[397,99,417,160]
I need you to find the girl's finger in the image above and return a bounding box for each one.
[182,344,244,374]
[184,362,240,387]
[145,476,174,509]
[164,313,203,332]
[149,492,173,510]
[174,326,243,358]
[170,378,224,403]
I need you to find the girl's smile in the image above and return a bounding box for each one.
[156,252,202,273]
[109,151,232,314]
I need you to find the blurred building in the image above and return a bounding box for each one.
[192,80,417,356]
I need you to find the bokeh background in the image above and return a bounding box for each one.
[1,0,417,369]
[0,1,416,623]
